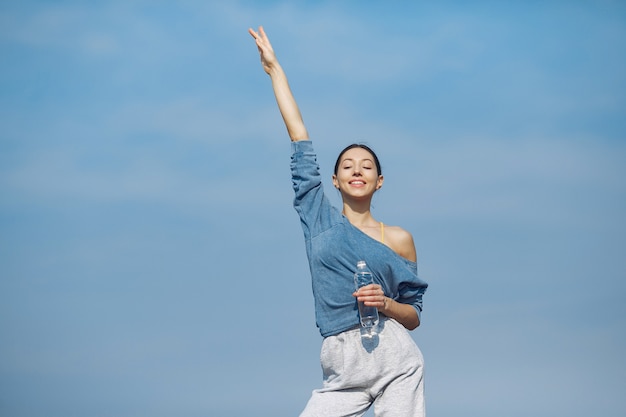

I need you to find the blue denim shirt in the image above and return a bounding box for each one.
[291,140,428,337]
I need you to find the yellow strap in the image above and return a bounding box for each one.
[380,222,385,243]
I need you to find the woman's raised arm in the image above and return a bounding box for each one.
[249,26,309,142]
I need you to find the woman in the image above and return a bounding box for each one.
[249,26,428,417]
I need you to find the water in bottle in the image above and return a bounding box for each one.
[354,260,379,337]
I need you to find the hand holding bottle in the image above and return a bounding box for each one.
[354,261,385,337]
[352,283,386,309]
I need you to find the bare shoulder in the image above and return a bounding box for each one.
[384,225,417,262]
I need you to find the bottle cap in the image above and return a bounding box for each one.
[357,260,366,268]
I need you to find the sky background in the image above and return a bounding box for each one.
[1,1,625,416]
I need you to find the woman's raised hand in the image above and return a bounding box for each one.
[248,26,278,75]
[248,25,308,141]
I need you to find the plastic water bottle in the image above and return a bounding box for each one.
[354,260,379,337]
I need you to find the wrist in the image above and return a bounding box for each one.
[267,63,284,78]
[382,296,392,313]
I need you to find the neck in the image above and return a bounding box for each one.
[342,204,377,227]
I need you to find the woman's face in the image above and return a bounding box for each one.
[332,147,384,198]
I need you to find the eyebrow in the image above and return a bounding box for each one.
[341,158,374,163]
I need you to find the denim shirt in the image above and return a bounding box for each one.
[291,140,428,337]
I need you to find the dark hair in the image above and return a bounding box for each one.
[334,143,382,176]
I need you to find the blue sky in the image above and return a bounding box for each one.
[1,1,625,416]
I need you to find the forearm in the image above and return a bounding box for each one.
[380,297,420,330]
[249,26,308,141]
[268,64,309,142]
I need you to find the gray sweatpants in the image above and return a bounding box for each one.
[300,317,425,417]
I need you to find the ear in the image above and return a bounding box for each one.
[375,175,384,190]
[332,174,340,189]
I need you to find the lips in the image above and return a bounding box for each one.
[349,180,365,186]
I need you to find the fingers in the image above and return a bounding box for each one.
[248,27,262,47]
[248,26,267,42]
[249,26,272,57]
[353,284,385,307]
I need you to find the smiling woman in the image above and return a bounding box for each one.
[249,25,428,417]
[332,144,384,198]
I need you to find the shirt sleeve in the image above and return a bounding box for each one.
[396,262,427,321]
[291,140,340,240]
